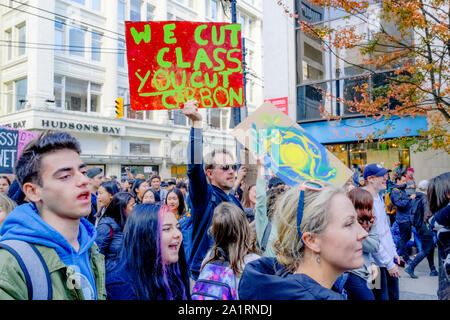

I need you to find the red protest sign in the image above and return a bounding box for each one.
[125,21,245,110]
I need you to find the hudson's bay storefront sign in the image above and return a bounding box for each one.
[39,119,122,135]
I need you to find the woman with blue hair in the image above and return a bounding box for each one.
[106,204,190,300]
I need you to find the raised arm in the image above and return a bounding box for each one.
[255,154,268,245]
[183,100,208,209]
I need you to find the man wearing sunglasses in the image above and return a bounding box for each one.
[363,163,401,300]
[183,99,246,282]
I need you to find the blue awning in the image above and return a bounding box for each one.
[298,116,427,144]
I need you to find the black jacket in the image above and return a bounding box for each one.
[238,257,346,300]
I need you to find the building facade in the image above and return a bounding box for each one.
[0,0,264,180]
[263,0,449,183]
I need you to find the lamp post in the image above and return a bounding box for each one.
[228,0,246,129]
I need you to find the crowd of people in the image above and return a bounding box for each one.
[0,100,448,301]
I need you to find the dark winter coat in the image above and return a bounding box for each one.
[187,128,244,279]
[238,257,346,300]
[390,185,412,224]
[95,216,123,273]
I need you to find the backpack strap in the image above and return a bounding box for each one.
[260,222,272,253]
[0,240,52,300]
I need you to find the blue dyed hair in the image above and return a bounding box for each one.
[119,204,190,300]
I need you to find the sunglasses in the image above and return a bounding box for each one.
[297,180,324,242]
[217,164,237,171]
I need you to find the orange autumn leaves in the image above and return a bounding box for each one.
[291,0,449,153]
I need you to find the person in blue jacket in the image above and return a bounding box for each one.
[0,131,105,299]
[390,173,416,264]
[106,204,190,300]
[182,99,247,281]
[95,192,135,273]
[239,182,368,300]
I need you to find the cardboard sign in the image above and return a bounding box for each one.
[240,148,258,189]
[125,21,245,110]
[231,103,353,187]
[0,126,39,174]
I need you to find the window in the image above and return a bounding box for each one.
[117,39,126,68]
[5,29,12,60]
[15,78,27,111]
[301,2,323,23]
[72,0,85,5]
[240,15,246,36]
[176,0,192,7]
[91,0,100,11]
[211,0,218,20]
[69,26,86,57]
[342,77,365,115]
[206,0,218,20]
[54,20,65,53]
[66,78,88,112]
[91,32,102,61]
[54,76,63,108]
[173,110,187,126]
[239,14,253,38]
[5,83,13,114]
[147,4,154,21]
[297,82,327,121]
[90,82,102,112]
[208,109,221,129]
[130,143,150,155]
[57,76,101,113]
[17,24,26,56]
[130,0,141,21]
[118,0,125,21]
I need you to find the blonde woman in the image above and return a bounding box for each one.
[238,181,368,300]
[0,193,16,226]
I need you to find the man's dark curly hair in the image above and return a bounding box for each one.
[14,131,81,188]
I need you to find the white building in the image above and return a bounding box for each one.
[0,0,264,180]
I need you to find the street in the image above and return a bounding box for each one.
[399,251,439,300]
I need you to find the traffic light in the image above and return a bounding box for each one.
[115,97,124,118]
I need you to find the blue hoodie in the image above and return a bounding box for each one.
[238,257,346,300]
[0,203,99,300]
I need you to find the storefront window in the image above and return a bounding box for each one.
[326,140,410,173]
[171,165,187,178]
[121,165,159,181]
[325,144,349,167]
